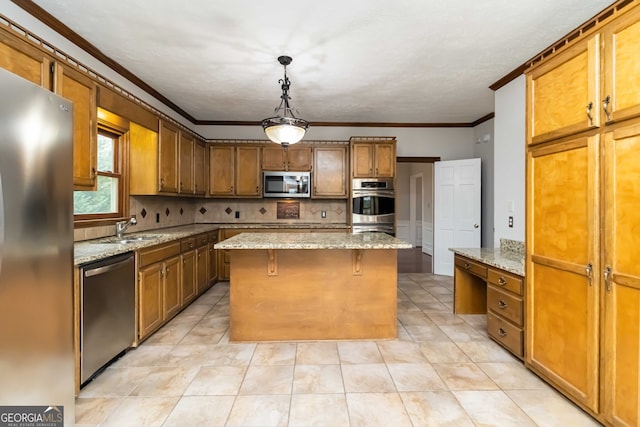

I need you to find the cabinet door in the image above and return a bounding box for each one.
[158,121,179,193]
[527,35,600,145]
[262,145,286,171]
[0,30,52,88]
[163,256,181,319]
[196,245,209,295]
[313,147,348,198]
[181,250,196,306]
[526,135,600,411]
[193,140,206,195]
[603,123,640,426]
[208,145,235,196]
[374,143,396,177]
[236,146,261,196]
[351,143,374,177]
[54,63,97,190]
[287,146,312,171]
[602,5,640,125]
[178,132,194,193]
[138,263,163,340]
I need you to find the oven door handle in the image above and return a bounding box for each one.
[352,190,395,198]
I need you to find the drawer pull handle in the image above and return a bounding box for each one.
[498,300,508,309]
[498,328,507,337]
[464,262,471,270]
[498,277,507,286]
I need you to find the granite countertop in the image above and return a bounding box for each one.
[449,247,524,276]
[215,232,413,250]
[74,223,351,265]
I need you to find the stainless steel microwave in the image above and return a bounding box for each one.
[263,171,311,198]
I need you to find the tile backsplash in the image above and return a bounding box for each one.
[74,197,348,241]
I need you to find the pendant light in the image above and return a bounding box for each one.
[261,55,309,146]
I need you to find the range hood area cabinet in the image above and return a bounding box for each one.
[526,4,640,426]
[262,145,312,171]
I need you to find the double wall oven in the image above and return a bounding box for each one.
[352,178,395,235]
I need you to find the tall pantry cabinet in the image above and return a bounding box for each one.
[525,3,640,426]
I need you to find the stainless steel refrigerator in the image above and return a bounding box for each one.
[0,68,75,424]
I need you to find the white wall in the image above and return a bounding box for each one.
[473,119,495,247]
[493,75,526,246]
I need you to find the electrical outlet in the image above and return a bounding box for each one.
[235,211,240,219]
[156,213,160,223]
[508,216,513,228]
[321,210,326,218]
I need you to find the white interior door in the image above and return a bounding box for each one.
[433,158,481,276]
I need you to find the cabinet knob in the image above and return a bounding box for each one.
[498,328,507,337]
[497,277,507,286]
[602,95,611,121]
[604,266,612,292]
[497,300,508,309]
[586,102,594,126]
[464,262,470,270]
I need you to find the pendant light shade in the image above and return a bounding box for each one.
[261,56,309,145]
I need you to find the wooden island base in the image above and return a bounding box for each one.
[229,248,398,341]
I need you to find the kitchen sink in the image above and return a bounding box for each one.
[97,235,161,244]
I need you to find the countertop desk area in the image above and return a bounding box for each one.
[215,232,412,341]
[450,239,525,358]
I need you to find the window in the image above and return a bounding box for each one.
[74,125,128,223]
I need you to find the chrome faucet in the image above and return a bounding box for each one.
[115,217,137,238]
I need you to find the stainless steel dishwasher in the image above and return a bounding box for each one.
[80,252,135,385]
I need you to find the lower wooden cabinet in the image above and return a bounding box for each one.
[181,249,197,306]
[453,254,525,359]
[196,241,209,295]
[137,241,181,340]
[208,232,219,285]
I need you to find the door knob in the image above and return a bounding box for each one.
[473,224,479,228]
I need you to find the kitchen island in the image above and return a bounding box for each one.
[215,232,412,341]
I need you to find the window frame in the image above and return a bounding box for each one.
[74,111,130,227]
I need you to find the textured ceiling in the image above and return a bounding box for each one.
[31,0,613,124]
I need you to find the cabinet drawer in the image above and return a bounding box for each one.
[181,237,196,252]
[196,233,209,247]
[487,286,524,326]
[139,242,181,268]
[487,268,523,296]
[455,256,487,278]
[487,312,523,358]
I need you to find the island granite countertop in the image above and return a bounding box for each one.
[215,232,413,250]
[449,246,524,276]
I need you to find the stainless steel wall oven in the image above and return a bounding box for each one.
[352,178,395,235]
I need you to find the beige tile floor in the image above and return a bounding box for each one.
[75,273,602,427]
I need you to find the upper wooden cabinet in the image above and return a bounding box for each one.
[602,5,640,125]
[208,145,261,197]
[351,141,396,178]
[54,63,98,190]
[158,120,179,193]
[178,131,194,194]
[262,145,312,171]
[528,4,640,145]
[193,141,207,196]
[313,146,348,198]
[0,29,52,89]
[527,35,600,145]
